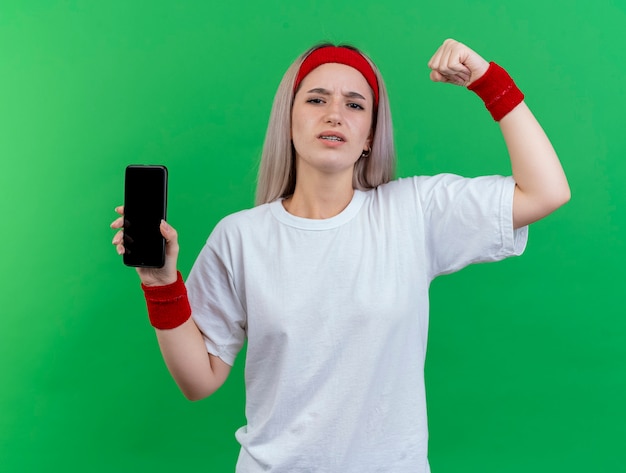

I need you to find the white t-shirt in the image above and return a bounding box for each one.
[187,174,528,473]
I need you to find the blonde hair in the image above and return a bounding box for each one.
[255,44,396,205]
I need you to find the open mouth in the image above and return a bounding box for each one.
[319,134,345,142]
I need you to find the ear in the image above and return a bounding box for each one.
[364,129,373,152]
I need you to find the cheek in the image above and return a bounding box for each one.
[357,117,373,144]
[290,121,303,149]
[290,109,312,144]
[290,118,306,157]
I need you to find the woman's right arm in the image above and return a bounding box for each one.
[111,206,231,400]
[155,319,231,401]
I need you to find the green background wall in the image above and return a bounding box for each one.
[1,1,624,471]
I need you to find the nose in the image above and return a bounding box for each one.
[324,99,342,125]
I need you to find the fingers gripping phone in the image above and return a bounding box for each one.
[123,165,168,268]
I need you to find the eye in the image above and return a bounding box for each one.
[306,98,325,104]
[347,102,365,110]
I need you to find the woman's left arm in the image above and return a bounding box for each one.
[428,39,570,229]
[498,102,570,228]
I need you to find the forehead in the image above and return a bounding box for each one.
[298,63,372,96]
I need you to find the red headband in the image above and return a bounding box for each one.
[294,46,379,107]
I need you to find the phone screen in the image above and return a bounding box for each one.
[123,165,168,268]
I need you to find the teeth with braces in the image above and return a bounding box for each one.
[321,136,343,141]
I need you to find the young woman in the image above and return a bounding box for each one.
[111,39,569,472]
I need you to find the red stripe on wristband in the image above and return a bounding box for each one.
[468,62,524,121]
[141,271,191,330]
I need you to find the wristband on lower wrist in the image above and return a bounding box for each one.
[141,271,191,330]
[468,62,524,121]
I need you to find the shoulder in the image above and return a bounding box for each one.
[213,203,273,231]
[366,174,514,220]
[206,203,274,247]
[376,174,513,199]
[370,174,463,202]
[191,203,276,271]
[375,174,463,192]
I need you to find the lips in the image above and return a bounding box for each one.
[318,131,346,142]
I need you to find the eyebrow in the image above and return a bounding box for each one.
[305,87,367,101]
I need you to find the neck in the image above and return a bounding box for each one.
[283,172,355,219]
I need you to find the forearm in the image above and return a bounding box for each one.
[500,102,571,228]
[141,271,230,401]
[155,317,231,401]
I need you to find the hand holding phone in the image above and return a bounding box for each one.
[123,165,168,268]
[111,205,180,287]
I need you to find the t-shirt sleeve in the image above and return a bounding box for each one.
[413,173,528,279]
[186,223,247,366]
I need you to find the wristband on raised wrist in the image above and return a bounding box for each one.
[141,271,191,330]
[468,62,524,121]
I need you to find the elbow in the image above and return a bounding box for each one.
[178,377,223,401]
[554,183,571,210]
[514,184,571,228]
[184,393,209,402]
[172,354,231,401]
[540,175,572,213]
[182,387,206,402]
[563,185,572,205]
[181,385,217,402]
[544,187,570,214]
[539,185,571,220]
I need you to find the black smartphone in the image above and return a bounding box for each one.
[123,165,168,268]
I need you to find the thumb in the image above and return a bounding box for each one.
[160,220,179,249]
[160,219,180,274]
[429,70,446,83]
